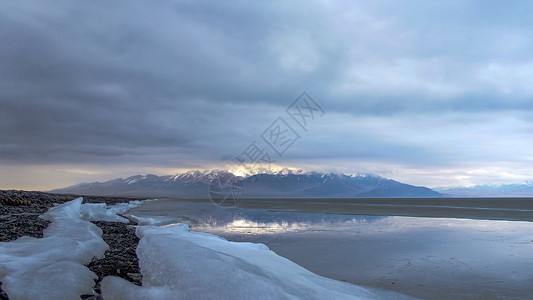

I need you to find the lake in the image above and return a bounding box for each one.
[127,199,533,299]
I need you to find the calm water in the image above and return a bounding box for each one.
[127,199,533,299]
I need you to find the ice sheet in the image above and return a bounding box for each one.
[0,198,109,300]
[1,198,403,299]
[101,224,381,300]
[80,203,130,223]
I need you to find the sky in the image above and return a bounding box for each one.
[2,0,533,190]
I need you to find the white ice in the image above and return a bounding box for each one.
[101,224,382,300]
[0,198,109,300]
[125,214,176,226]
[80,203,130,223]
[108,200,149,215]
[79,199,150,223]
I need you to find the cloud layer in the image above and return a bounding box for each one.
[1,0,533,189]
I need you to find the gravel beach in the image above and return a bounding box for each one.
[0,190,146,300]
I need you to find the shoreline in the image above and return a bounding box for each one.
[0,190,145,300]
[2,192,410,300]
[233,197,533,222]
[3,192,533,299]
[133,196,533,222]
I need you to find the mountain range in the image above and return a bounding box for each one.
[51,170,441,198]
[436,182,533,197]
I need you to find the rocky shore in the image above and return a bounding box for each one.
[0,190,147,300]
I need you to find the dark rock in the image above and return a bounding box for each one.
[0,280,9,300]
[0,197,30,206]
[82,295,103,300]
[86,219,142,293]
[127,272,143,285]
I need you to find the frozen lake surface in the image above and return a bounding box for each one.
[127,199,533,299]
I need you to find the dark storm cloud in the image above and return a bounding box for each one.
[0,0,351,164]
[1,0,533,178]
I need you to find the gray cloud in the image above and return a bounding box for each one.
[1,0,533,188]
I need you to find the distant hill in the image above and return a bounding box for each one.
[436,182,533,197]
[51,170,442,198]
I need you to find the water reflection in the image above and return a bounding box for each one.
[128,200,533,236]
[193,216,389,235]
[127,199,533,299]
[190,212,533,237]
[149,203,389,234]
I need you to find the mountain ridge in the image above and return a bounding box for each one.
[436,182,533,197]
[51,170,442,198]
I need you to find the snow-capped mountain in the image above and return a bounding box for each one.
[51,170,441,198]
[436,182,533,197]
